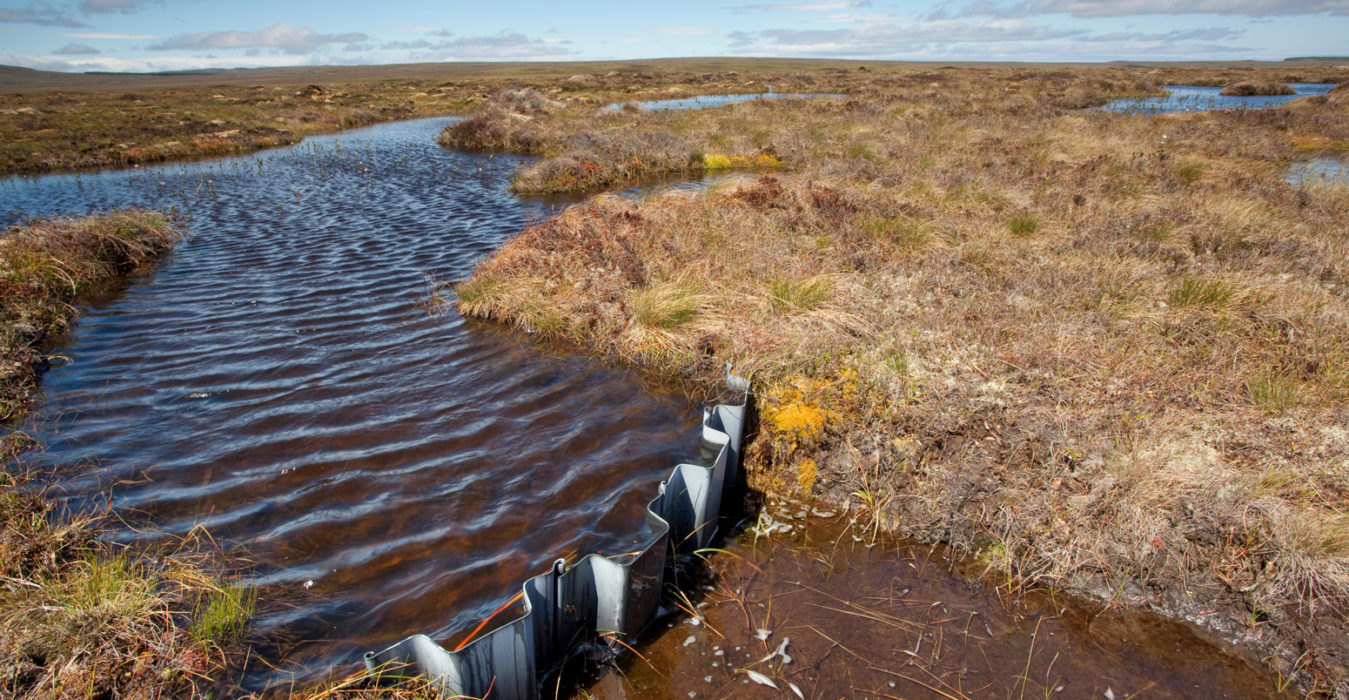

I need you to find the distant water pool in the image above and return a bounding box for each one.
[608,92,843,112]
[1288,155,1349,188]
[1102,83,1335,115]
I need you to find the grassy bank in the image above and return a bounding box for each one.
[455,66,1349,693]
[1,210,256,697]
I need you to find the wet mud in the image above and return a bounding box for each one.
[587,498,1283,699]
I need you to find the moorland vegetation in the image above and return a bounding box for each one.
[449,64,1349,694]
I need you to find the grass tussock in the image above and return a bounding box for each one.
[455,64,1349,693]
[1221,81,1297,97]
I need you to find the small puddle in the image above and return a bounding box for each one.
[1101,83,1335,114]
[608,92,843,112]
[1288,155,1349,188]
[584,497,1279,699]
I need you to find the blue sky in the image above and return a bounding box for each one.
[1,0,1346,73]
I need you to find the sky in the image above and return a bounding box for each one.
[1,0,1346,73]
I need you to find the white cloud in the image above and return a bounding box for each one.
[648,25,721,35]
[83,0,146,14]
[54,42,100,55]
[63,31,156,39]
[731,1,871,11]
[430,32,575,59]
[0,49,328,73]
[964,0,1349,17]
[149,23,369,54]
[1084,26,1244,41]
[380,31,574,59]
[730,17,1083,55]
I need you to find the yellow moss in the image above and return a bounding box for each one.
[1289,134,1349,152]
[769,402,830,440]
[702,153,785,170]
[796,458,818,495]
[702,153,733,169]
[763,375,840,451]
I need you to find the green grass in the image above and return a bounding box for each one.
[633,283,702,328]
[455,275,505,307]
[192,582,257,645]
[768,276,832,314]
[1249,371,1300,413]
[1171,275,1239,310]
[1007,214,1039,237]
[1174,162,1205,184]
[858,215,933,251]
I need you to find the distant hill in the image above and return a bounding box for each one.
[2,56,1344,94]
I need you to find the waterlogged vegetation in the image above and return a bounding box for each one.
[455,64,1349,694]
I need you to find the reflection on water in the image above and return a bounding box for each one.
[588,498,1280,699]
[608,92,843,112]
[1288,155,1349,188]
[3,118,701,691]
[1102,83,1335,115]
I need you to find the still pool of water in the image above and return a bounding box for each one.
[589,498,1281,699]
[1288,155,1349,188]
[1102,83,1335,114]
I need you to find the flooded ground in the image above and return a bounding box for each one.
[585,497,1282,700]
[2,118,703,691]
[1102,83,1335,114]
[1288,155,1349,188]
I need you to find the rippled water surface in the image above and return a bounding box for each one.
[1102,83,1335,114]
[2,118,701,690]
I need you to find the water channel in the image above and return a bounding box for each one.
[3,115,1286,696]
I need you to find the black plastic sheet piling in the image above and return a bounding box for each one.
[364,372,751,698]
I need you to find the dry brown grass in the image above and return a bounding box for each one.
[455,64,1349,692]
[1222,81,1297,96]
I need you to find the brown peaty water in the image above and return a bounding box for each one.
[587,496,1281,700]
[4,118,702,692]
